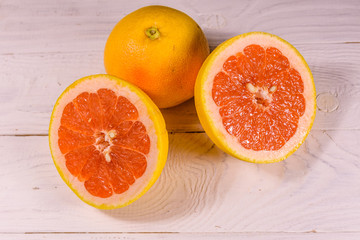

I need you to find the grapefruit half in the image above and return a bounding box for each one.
[195,32,316,163]
[49,74,168,209]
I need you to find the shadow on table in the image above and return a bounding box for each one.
[258,58,353,184]
[100,132,228,222]
[100,59,351,222]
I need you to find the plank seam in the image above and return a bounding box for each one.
[1,129,360,137]
[1,42,360,56]
[0,231,356,234]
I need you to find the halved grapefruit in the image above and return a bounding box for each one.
[49,74,168,209]
[195,32,316,163]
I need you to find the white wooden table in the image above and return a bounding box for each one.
[1,0,360,239]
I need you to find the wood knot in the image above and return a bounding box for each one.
[316,92,339,112]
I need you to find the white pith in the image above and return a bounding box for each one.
[49,75,160,207]
[200,33,316,162]
[97,130,117,163]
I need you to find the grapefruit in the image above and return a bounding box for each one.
[195,32,316,163]
[49,74,168,209]
[104,5,210,108]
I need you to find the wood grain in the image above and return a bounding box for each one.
[0,130,359,233]
[1,0,360,238]
[0,43,359,134]
[0,0,360,55]
[2,233,360,240]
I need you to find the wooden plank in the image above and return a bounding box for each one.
[0,43,359,134]
[1,232,360,240]
[0,130,359,232]
[0,0,359,54]
[1,0,359,238]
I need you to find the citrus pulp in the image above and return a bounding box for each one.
[49,74,168,208]
[195,32,316,163]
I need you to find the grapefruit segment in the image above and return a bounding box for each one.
[195,32,316,163]
[112,121,150,155]
[64,145,97,177]
[58,126,95,154]
[113,96,139,123]
[72,92,102,131]
[49,74,168,208]
[97,88,118,131]
[107,163,130,195]
[61,102,94,136]
[78,149,102,183]
[84,176,113,198]
[111,146,147,178]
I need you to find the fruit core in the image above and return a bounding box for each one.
[94,130,117,162]
[57,88,150,198]
[212,44,306,151]
[246,83,278,108]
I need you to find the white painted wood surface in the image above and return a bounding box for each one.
[2,233,360,240]
[1,0,360,239]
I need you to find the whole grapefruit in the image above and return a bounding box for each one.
[104,5,210,108]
